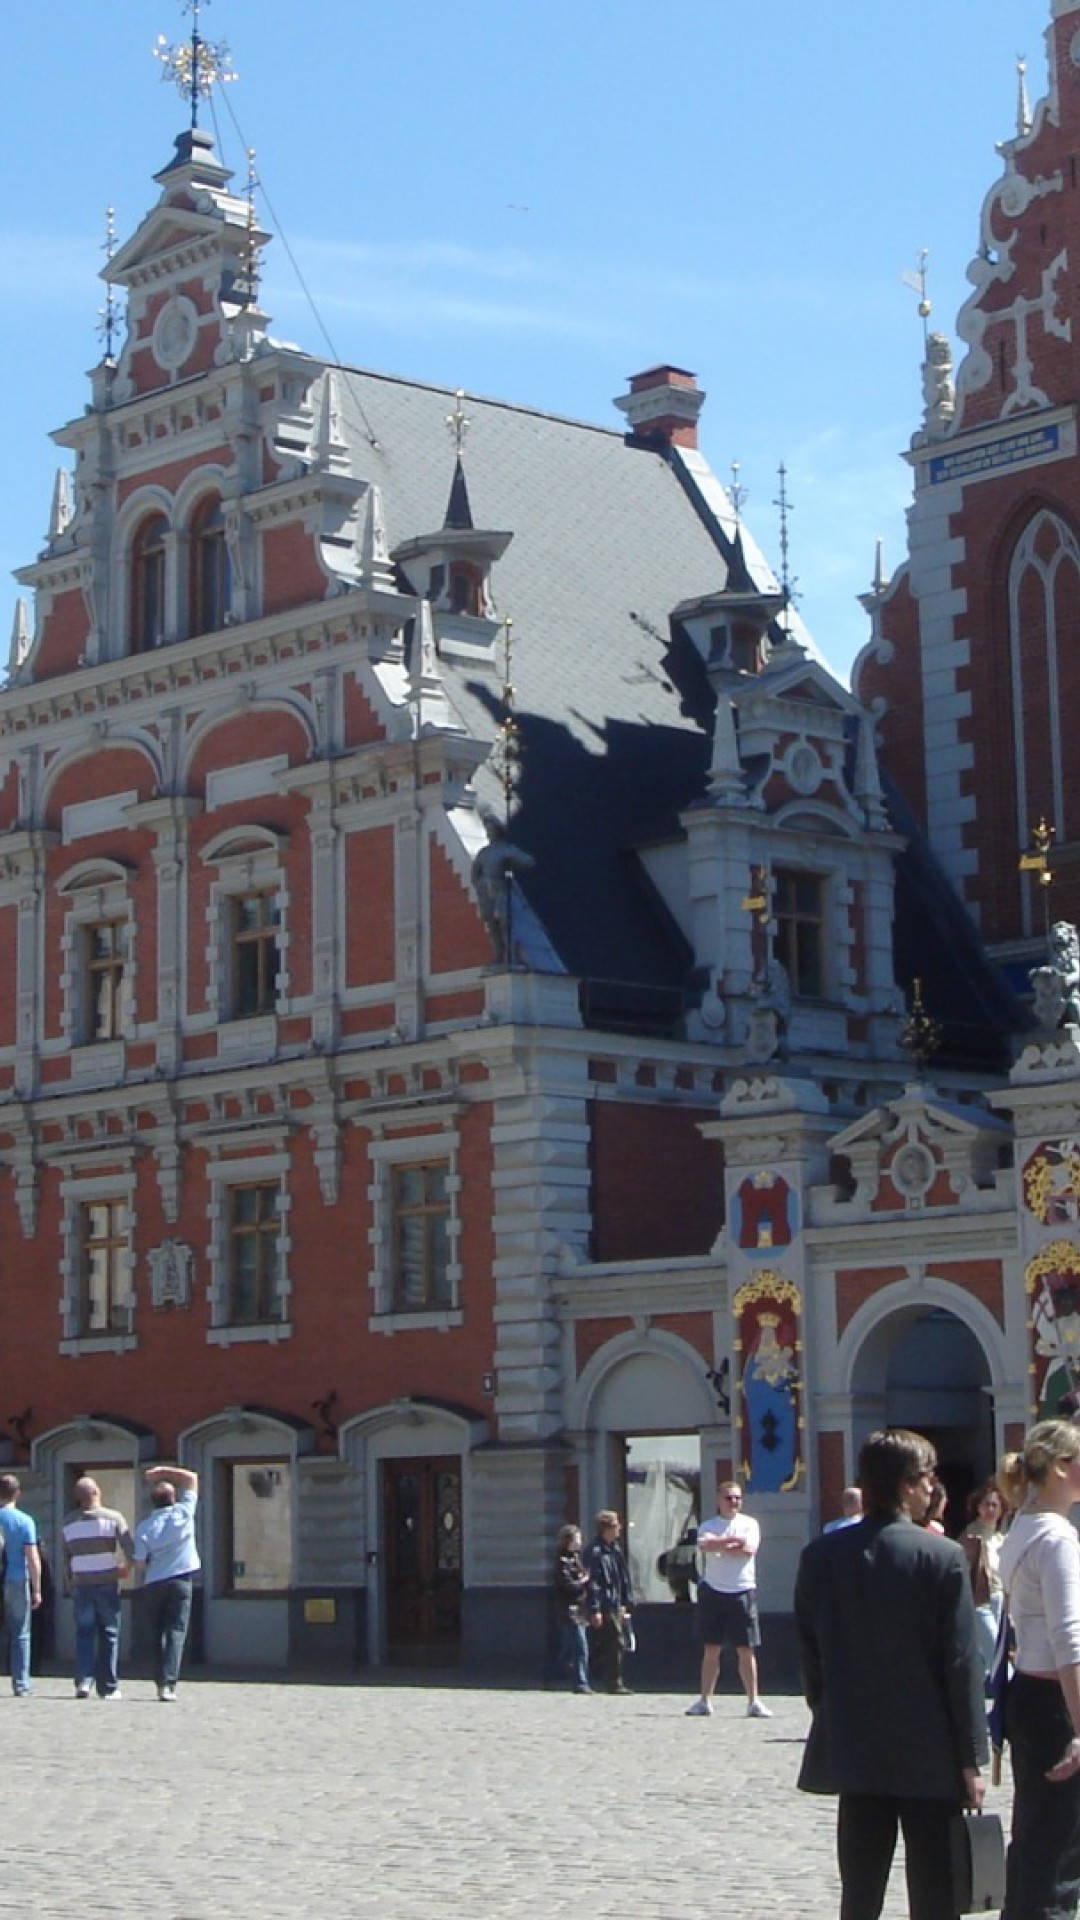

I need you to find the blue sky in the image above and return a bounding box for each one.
[1,1,1047,682]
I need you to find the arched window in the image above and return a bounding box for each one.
[1008,509,1080,859]
[130,513,167,653]
[190,496,229,637]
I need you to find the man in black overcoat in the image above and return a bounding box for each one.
[794,1428,988,1920]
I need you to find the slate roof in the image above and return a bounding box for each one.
[336,366,727,995]
[329,362,1026,1060]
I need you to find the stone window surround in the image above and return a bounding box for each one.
[111,472,233,660]
[201,829,290,1032]
[59,1166,138,1358]
[57,862,136,1056]
[367,1129,463,1333]
[769,858,846,1001]
[205,1146,293,1347]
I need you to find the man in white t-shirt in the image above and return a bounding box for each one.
[685,1481,771,1719]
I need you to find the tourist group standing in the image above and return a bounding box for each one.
[0,1463,201,1702]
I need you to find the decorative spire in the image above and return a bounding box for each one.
[97,207,120,363]
[443,391,475,530]
[494,617,522,823]
[902,248,932,347]
[48,470,73,544]
[8,600,31,678]
[871,538,887,596]
[240,148,260,310]
[154,0,236,131]
[360,484,395,593]
[1016,55,1032,138]
[729,460,746,530]
[408,598,458,735]
[314,369,350,475]
[706,690,745,803]
[773,462,799,637]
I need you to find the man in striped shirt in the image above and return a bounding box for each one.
[61,1478,134,1699]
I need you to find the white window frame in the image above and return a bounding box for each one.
[59,1169,138,1356]
[206,1149,293,1347]
[367,1130,463,1333]
[201,829,290,1041]
[58,863,136,1061]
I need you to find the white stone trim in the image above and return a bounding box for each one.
[58,1167,138,1355]
[366,1129,462,1322]
[201,835,289,1031]
[57,873,135,1055]
[205,1148,292,1341]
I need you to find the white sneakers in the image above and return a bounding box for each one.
[686,1695,773,1718]
[158,1685,176,1702]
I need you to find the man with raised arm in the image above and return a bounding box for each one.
[132,1464,200,1702]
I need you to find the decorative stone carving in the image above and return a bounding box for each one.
[1030,921,1080,1029]
[148,1238,194,1309]
[921,332,955,436]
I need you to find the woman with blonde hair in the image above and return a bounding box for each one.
[997,1420,1080,1917]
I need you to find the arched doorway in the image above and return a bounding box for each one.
[851,1305,995,1530]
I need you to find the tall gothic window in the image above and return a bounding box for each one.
[130,513,167,653]
[1008,511,1080,900]
[190,496,229,636]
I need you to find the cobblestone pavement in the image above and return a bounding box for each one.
[0,1676,1011,1920]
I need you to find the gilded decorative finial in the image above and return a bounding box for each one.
[1020,814,1056,936]
[154,0,236,131]
[740,866,769,927]
[495,617,522,824]
[97,207,119,363]
[899,977,942,1077]
[902,249,932,345]
[1017,55,1032,138]
[446,389,471,458]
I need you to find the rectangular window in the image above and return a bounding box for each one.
[230,890,280,1018]
[79,1200,129,1335]
[83,920,126,1042]
[391,1162,451,1312]
[773,869,825,998]
[227,1183,281,1325]
[226,1460,292,1592]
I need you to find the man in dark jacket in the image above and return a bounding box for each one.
[794,1429,987,1920]
[586,1509,634,1695]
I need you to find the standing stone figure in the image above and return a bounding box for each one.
[1030,922,1080,1030]
[470,815,535,967]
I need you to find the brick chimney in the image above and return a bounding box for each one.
[614,364,705,449]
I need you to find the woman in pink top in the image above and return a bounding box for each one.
[997,1420,1080,1919]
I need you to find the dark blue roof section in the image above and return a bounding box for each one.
[886,775,1029,1071]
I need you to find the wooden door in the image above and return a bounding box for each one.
[382,1456,462,1662]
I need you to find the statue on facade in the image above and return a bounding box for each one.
[1030,921,1080,1030]
[471,814,535,967]
[743,957,791,1064]
[922,332,956,436]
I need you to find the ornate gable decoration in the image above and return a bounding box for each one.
[106,128,270,403]
[816,1087,1009,1221]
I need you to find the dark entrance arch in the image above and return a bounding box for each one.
[852,1305,995,1531]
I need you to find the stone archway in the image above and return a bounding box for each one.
[850,1304,995,1526]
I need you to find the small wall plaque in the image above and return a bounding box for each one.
[304,1597,337,1625]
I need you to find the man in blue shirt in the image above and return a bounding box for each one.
[132,1464,200,1702]
[0,1473,42,1696]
